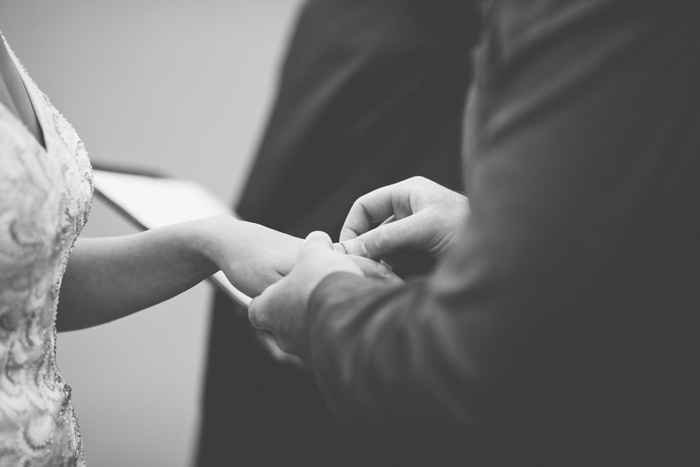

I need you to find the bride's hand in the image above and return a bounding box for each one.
[197,216,303,297]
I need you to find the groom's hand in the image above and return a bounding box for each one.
[339,176,469,262]
[248,231,396,359]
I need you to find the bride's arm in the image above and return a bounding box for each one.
[56,216,301,331]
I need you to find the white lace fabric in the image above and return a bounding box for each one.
[0,34,93,466]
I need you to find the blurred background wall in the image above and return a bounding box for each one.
[0,0,301,465]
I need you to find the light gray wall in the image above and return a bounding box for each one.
[0,1,301,465]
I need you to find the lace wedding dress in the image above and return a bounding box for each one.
[0,34,92,466]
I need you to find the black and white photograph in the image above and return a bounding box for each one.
[1,1,699,466]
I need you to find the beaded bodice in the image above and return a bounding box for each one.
[0,35,92,466]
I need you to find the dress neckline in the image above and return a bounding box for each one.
[0,32,48,152]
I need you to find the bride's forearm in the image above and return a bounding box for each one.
[56,216,303,332]
[56,219,223,332]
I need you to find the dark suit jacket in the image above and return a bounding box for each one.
[196,1,481,466]
[237,0,479,237]
[306,1,700,465]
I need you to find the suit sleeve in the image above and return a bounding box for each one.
[305,1,700,463]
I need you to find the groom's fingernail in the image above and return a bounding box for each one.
[343,239,367,257]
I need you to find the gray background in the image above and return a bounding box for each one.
[0,1,301,465]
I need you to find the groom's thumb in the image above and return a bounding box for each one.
[302,231,333,251]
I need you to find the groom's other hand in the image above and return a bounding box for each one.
[339,177,469,263]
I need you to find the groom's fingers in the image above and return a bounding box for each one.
[339,184,407,242]
[303,231,363,280]
[303,230,333,249]
[341,212,431,260]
